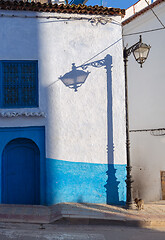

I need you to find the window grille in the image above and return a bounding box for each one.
[0,61,38,108]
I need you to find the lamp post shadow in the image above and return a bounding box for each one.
[59,54,124,205]
[104,55,123,205]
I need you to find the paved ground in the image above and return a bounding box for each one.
[0,201,164,228]
[0,222,164,240]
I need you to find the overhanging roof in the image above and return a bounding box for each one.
[0,0,125,16]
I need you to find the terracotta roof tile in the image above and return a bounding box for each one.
[122,0,165,25]
[0,0,125,16]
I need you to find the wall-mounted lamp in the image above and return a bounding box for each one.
[124,35,151,68]
[124,35,151,209]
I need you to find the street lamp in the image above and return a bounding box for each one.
[123,35,151,209]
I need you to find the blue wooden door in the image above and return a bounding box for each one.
[2,138,40,205]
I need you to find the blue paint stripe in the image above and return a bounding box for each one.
[46,158,126,206]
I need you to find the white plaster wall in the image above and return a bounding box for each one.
[123,2,165,201]
[0,10,126,165]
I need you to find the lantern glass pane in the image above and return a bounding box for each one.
[139,46,149,58]
[133,43,150,65]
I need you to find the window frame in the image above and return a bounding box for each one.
[0,60,39,109]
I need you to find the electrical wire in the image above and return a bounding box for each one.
[123,26,165,36]
[144,0,165,28]
[130,128,165,137]
[0,12,120,24]
[0,11,122,66]
[81,38,122,65]
[130,128,165,132]
[0,13,98,21]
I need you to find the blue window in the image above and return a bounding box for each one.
[0,61,38,108]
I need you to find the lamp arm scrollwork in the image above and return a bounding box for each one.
[124,35,142,58]
[77,58,106,70]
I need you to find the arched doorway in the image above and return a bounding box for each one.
[2,138,40,205]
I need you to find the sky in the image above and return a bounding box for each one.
[86,0,139,9]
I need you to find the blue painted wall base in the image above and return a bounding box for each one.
[0,127,126,206]
[46,158,126,206]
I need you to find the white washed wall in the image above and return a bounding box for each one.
[0,10,126,166]
[123,2,165,202]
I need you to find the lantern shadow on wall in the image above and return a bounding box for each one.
[59,63,90,92]
[59,55,125,205]
[59,57,108,92]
